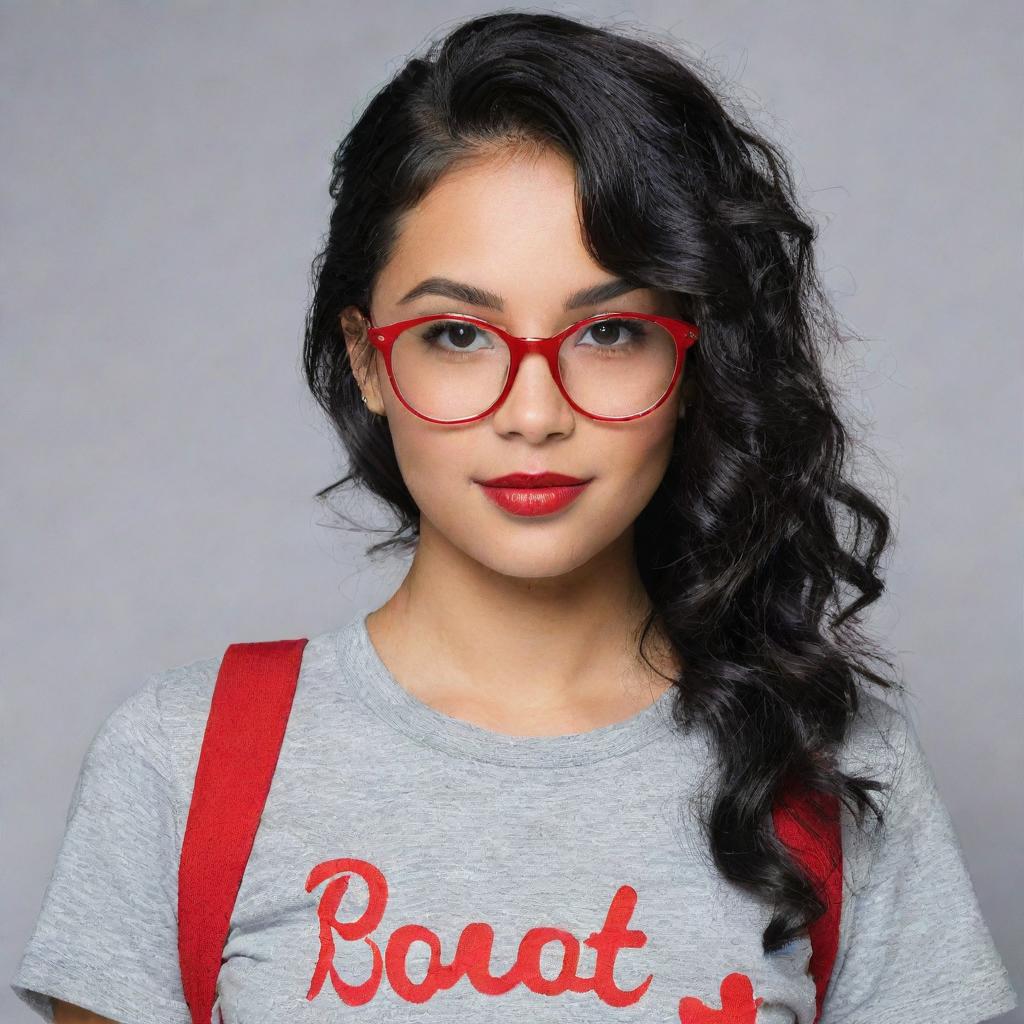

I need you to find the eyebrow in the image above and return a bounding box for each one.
[396,275,643,312]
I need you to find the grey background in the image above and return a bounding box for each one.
[2,2,1020,1021]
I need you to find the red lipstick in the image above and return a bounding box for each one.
[475,471,593,517]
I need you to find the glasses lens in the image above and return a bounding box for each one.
[389,316,680,420]
[391,318,511,421]
[559,318,678,417]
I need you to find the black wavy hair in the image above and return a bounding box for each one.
[302,9,902,954]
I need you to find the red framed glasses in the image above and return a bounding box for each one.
[361,310,700,424]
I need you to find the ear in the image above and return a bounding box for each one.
[339,307,387,415]
[678,363,697,418]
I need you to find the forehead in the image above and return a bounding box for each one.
[374,147,646,316]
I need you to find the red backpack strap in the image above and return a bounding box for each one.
[772,783,844,1024]
[177,638,308,1024]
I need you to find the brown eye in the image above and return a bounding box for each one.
[575,319,648,348]
[413,320,499,353]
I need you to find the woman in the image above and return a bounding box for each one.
[12,11,1016,1024]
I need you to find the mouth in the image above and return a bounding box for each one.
[476,471,590,487]
[473,472,594,517]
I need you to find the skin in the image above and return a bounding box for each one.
[52,998,115,1022]
[51,144,693,1022]
[340,143,691,734]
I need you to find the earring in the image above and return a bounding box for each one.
[361,395,368,405]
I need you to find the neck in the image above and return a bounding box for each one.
[363,517,680,735]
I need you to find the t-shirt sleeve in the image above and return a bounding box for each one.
[820,703,1018,1024]
[9,679,192,1024]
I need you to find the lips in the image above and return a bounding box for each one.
[477,471,590,487]
[475,472,593,517]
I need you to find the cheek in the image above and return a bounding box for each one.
[592,416,677,507]
[387,417,470,506]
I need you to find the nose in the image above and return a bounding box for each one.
[490,350,576,441]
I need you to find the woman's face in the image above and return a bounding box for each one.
[342,145,687,580]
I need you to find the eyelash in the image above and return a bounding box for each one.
[419,317,650,341]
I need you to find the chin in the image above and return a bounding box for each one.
[461,530,614,582]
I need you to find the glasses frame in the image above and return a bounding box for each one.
[361,310,701,424]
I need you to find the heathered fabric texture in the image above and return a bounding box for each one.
[11,613,1018,1024]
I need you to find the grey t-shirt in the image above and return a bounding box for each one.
[11,613,1018,1023]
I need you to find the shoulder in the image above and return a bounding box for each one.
[831,687,947,886]
[97,624,353,795]
[818,691,1018,1020]
[75,650,223,824]
[835,687,917,797]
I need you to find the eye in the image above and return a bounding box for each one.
[573,318,651,349]
[418,319,498,352]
